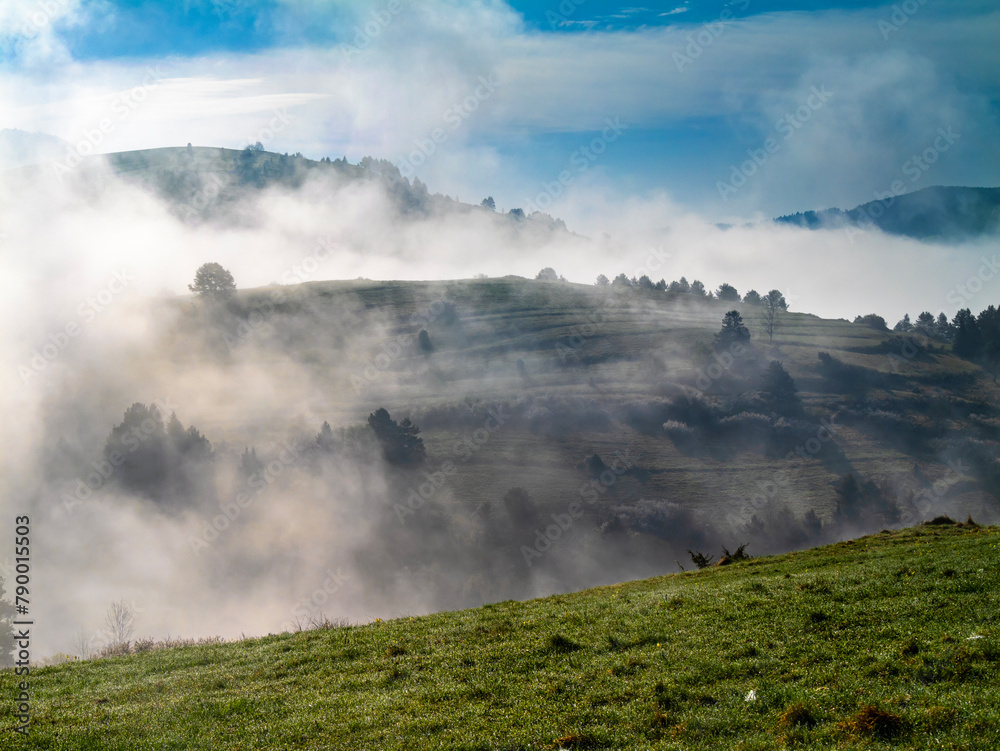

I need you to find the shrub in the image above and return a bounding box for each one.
[688,550,715,569]
[417,329,433,353]
[99,642,132,658]
[721,543,750,561]
[854,313,888,331]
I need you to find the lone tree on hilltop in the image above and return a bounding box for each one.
[714,310,751,350]
[104,599,135,647]
[536,267,559,282]
[189,262,236,300]
[854,313,888,331]
[762,289,787,344]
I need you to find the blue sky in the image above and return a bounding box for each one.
[2,0,998,222]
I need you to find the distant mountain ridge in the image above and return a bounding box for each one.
[774,185,1000,240]
[6,143,575,238]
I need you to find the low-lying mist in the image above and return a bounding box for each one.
[1,153,997,659]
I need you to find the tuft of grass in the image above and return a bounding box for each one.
[779,702,820,729]
[923,705,959,731]
[547,633,582,654]
[924,515,957,525]
[839,704,908,740]
[549,732,601,749]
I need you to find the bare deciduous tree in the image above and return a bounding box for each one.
[73,630,94,660]
[762,289,788,344]
[105,599,135,646]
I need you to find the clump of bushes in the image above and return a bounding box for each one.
[688,544,751,569]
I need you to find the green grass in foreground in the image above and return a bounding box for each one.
[4,522,999,750]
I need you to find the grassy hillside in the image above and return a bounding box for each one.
[4,521,997,749]
[195,276,999,533]
[65,274,990,619]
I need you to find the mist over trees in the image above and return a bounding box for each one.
[714,310,750,350]
[952,305,1000,381]
[103,404,214,504]
[879,304,1000,381]
[19,251,1000,658]
[189,262,236,300]
[761,290,787,344]
[367,408,426,466]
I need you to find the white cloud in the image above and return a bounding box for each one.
[0,1,996,215]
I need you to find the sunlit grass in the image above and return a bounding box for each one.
[5,523,998,749]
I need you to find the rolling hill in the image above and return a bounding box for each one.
[6,144,574,239]
[37,273,996,622]
[5,145,1000,665]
